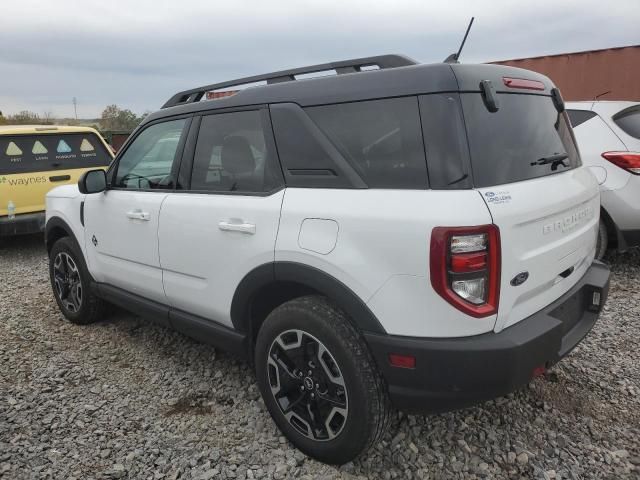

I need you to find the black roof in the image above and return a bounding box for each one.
[143,55,555,125]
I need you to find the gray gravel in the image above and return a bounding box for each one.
[1,234,639,480]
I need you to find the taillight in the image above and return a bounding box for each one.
[430,225,501,318]
[602,151,640,175]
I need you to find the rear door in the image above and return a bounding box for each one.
[159,109,284,327]
[460,92,600,332]
[0,131,112,216]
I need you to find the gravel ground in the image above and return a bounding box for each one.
[1,234,639,480]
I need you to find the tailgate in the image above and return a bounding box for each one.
[458,84,600,332]
[479,168,599,332]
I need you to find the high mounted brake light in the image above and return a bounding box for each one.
[206,90,239,100]
[502,77,545,91]
[430,225,500,317]
[601,151,640,175]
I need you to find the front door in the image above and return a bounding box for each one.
[84,118,189,304]
[159,109,285,326]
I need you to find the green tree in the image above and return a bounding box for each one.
[100,105,143,131]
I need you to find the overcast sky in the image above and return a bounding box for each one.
[1,0,638,118]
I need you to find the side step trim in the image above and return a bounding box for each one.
[93,282,248,359]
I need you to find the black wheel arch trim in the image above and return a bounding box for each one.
[230,261,387,336]
[45,216,81,253]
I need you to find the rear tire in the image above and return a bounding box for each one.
[255,295,391,464]
[595,219,608,260]
[49,237,106,325]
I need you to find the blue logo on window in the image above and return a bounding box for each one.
[57,140,72,153]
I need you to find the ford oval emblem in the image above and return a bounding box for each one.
[510,272,529,286]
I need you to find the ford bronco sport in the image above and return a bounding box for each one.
[45,55,610,464]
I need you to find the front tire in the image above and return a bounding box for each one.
[49,237,106,325]
[255,295,391,464]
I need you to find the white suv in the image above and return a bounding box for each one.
[567,101,640,258]
[45,55,610,464]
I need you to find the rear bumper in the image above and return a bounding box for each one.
[365,261,610,414]
[0,212,46,236]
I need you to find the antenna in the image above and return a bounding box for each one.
[595,90,611,101]
[444,17,475,64]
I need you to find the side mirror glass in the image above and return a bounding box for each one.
[78,169,107,194]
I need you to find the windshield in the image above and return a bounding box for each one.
[461,93,581,188]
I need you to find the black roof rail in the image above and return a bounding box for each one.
[161,54,418,109]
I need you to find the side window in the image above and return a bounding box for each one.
[114,119,187,190]
[567,109,597,128]
[190,110,283,193]
[305,97,428,189]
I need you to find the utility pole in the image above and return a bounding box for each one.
[72,97,78,120]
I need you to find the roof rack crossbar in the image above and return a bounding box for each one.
[161,54,417,109]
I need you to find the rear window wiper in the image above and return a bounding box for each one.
[530,153,569,170]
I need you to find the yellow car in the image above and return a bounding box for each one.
[0,125,114,236]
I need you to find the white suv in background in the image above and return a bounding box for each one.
[45,55,610,464]
[567,101,640,258]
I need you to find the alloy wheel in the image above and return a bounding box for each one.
[53,252,83,313]
[267,329,348,441]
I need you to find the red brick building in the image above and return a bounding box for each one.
[492,45,639,101]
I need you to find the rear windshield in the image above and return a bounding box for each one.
[614,106,640,140]
[461,93,581,188]
[0,132,112,175]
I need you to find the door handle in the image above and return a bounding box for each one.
[49,175,71,182]
[126,210,150,221]
[218,220,256,235]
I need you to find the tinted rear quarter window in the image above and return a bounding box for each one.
[462,93,581,188]
[614,106,640,140]
[0,133,111,175]
[419,93,472,189]
[567,109,597,128]
[306,97,428,189]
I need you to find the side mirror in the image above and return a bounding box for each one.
[78,169,107,194]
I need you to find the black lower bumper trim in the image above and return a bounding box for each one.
[365,261,610,414]
[0,212,46,236]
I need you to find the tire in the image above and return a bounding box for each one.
[255,295,391,464]
[595,219,608,260]
[49,236,106,325]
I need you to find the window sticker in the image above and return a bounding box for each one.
[80,139,95,152]
[57,140,72,153]
[32,141,48,154]
[6,142,22,156]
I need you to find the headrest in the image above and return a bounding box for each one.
[221,136,255,175]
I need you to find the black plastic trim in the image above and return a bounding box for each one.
[365,261,610,414]
[230,262,386,334]
[96,283,170,328]
[1,211,46,236]
[44,216,78,250]
[93,282,248,359]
